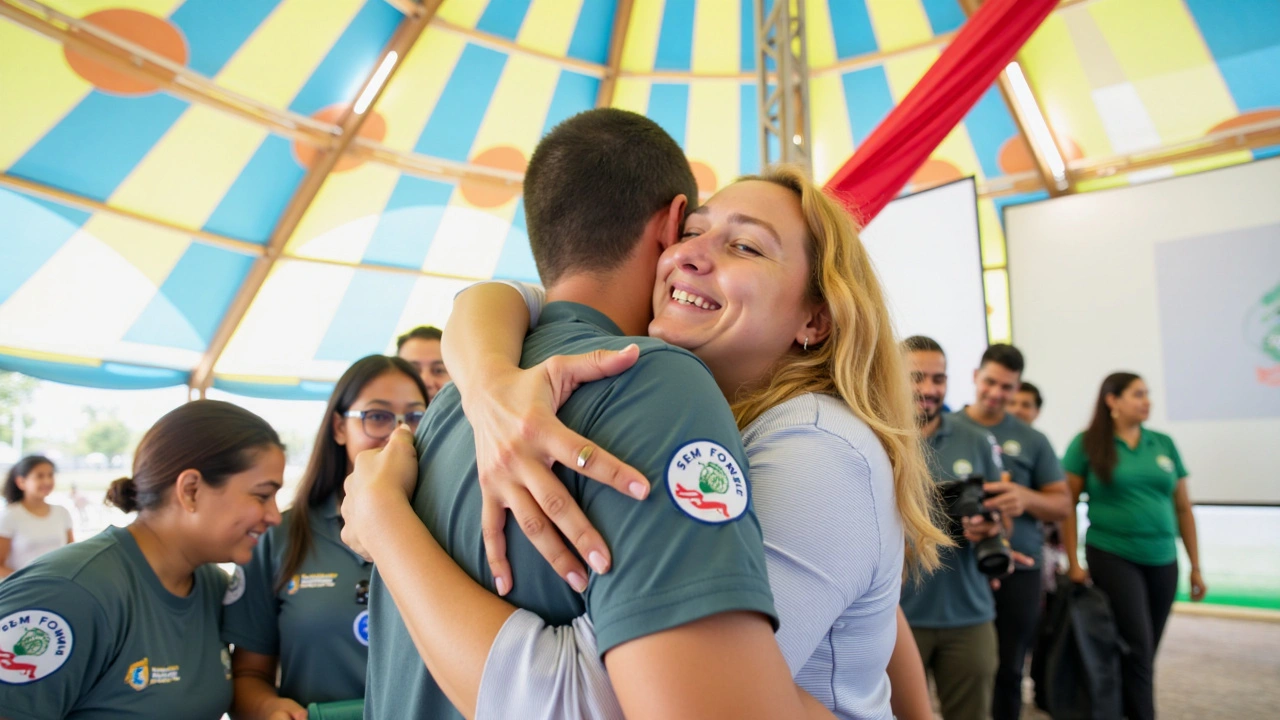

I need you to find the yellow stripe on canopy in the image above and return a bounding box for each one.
[519,0,585,58]
[865,0,933,54]
[621,0,665,73]
[686,80,741,192]
[692,1,738,75]
[216,0,365,106]
[0,26,92,172]
[810,73,854,184]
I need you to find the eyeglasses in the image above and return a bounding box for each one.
[343,409,426,439]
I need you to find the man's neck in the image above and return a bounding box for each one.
[545,271,652,336]
[964,404,1005,427]
[920,413,942,439]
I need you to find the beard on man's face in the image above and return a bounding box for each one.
[914,393,942,427]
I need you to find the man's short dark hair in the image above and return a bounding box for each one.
[1017,381,1043,409]
[396,326,443,351]
[902,335,945,355]
[523,108,698,285]
[980,343,1025,374]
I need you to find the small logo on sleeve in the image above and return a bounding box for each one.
[0,610,74,684]
[353,610,370,646]
[1157,455,1175,474]
[952,459,974,477]
[223,566,246,606]
[665,440,748,524]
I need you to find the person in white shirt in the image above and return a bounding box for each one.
[1,455,74,578]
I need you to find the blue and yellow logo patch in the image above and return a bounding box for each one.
[126,658,149,691]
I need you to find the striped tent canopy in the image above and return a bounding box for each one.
[2,0,1278,400]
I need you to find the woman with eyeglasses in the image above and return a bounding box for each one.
[222,355,428,720]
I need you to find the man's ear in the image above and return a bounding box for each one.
[658,194,689,251]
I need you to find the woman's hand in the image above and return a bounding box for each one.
[1189,568,1208,601]
[463,345,651,595]
[341,426,420,562]
[1067,564,1090,585]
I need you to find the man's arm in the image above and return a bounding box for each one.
[606,612,836,720]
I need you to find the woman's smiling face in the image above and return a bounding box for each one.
[649,180,817,390]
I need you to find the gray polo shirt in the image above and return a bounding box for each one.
[900,413,1004,629]
[0,525,232,720]
[364,301,777,720]
[222,500,371,705]
[953,410,1064,569]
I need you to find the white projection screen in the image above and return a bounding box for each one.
[862,178,988,408]
[1006,157,1280,505]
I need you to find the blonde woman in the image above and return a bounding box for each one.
[343,165,948,720]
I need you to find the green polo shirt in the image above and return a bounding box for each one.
[954,410,1064,569]
[0,525,232,720]
[1062,429,1186,566]
[222,499,371,705]
[365,301,776,720]
[900,413,1004,629]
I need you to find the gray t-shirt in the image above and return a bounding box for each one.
[900,414,1004,629]
[221,500,371,704]
[364,302,777,720]
[0,525,231,720]
[953,410,1064,569]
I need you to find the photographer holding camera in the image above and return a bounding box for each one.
[955,345,1071,720]
[900,337,1011,720]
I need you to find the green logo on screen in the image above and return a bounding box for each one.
[1245,281,1280,386]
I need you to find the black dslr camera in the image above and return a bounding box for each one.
[937,475,1013,579]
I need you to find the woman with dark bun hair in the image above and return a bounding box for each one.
[0,400,285,720]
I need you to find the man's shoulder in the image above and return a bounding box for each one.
[948,413,996,446]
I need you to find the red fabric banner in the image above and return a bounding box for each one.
[823,0,1059,224]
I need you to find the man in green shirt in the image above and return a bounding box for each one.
[899,336,1006,720]
[363,109,817,720]
[954,344,1070,720]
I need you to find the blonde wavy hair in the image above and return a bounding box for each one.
[729,165,951,576]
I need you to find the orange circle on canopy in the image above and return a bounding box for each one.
[65,9,188,96]
[689,161,719,197]
[292,105,387,173]
[910,159,963,189]
[997,135,1083,175]
[460,146,527,207]
[1208,108,1280,135]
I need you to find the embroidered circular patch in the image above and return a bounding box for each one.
[1157,455,1175,474]
[953,459,974,477]
[1002,439,1022,458]
[0,610,74,685]
[223,566,246,606]
[353,610,370,647]
[665,440,748,524]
